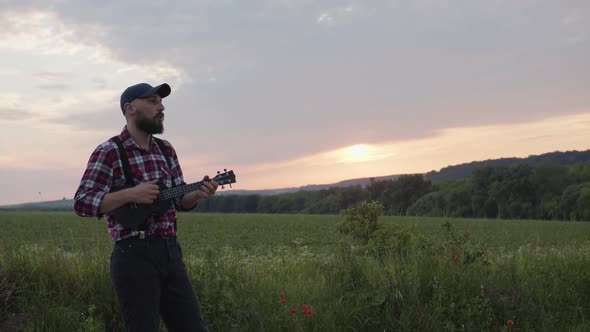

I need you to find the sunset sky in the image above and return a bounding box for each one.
[0,0,588,205]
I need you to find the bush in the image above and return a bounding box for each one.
[337,201,383,244]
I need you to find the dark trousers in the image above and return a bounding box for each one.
[110,236,208,332]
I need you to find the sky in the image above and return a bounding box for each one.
[0,0,588,205]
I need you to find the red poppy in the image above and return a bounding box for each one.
[304,309,313,318]
[280,299,286,304]
[302,304,309,309]
[279,293,285,298]
[290,308,297,314]
[452,255,459,263]
[507,319,514,327]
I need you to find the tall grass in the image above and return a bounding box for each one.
[1,211,590,331]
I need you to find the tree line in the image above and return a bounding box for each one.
[195,163,590,221]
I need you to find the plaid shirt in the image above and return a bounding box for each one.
[74,126,190,241]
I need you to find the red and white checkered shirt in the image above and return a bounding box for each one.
[74,126,189,241]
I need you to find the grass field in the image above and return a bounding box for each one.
[1,211,590,331]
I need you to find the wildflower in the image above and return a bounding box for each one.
[304,309,313,318]
[280,299,286,304]
[279,292,285,298]
[452,255,459,263]
[507,319,514,327]
[302,303,309,309]
[290,308,297,314]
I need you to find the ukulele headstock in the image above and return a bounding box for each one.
[212,169,236,189]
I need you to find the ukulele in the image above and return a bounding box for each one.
[110,169,236,227]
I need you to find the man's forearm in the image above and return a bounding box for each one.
[99,189,133,214]
[180,192,200,211]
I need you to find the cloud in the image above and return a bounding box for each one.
[0,108,35,121]
[0,0,588,194]
[317,13,335,25]
[561,8,588,44]
[0,7,189,137]
[0,11,81,55]
[233,111,590,190]
[562,9,582,25]
[38,83,71,91]
[316,4,365,26]
[566,34,587,44]
[0,94,39,122]
[48,107,124,132]
[0,9,187,86]
[32,71,66,81]
[0,68,26,77]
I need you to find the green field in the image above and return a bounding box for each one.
[1,211,590,331]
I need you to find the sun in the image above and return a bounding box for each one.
[346,144,370,162]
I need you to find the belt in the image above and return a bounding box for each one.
[117,231,177,243]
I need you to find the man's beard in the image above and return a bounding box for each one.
[135,110,164,134]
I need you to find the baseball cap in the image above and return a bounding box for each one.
[120,83,171,113]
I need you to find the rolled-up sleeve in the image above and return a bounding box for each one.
[73,144,116,218]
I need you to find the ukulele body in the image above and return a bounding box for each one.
[110,181,173,228]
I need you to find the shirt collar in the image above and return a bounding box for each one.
[119,126,155,151]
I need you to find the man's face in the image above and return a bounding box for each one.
[131,94,165,134]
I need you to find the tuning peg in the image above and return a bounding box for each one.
[221,185,225,189]
[229,184,232,188]
[217,170,220,174]
[224,168,227,172]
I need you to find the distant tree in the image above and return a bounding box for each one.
[188,158,590,221]
[577,183,590,220]
[407,192,444,217]
[472,166,505,218]
[446,183,474,217]
[367,174,432,215]
[560,184,581,221]
[570,164,590,183]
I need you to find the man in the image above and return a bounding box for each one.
[74,82,217,332]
